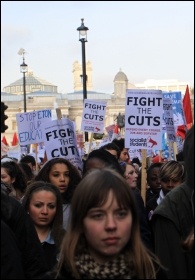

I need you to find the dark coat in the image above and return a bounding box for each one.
[42,242,59,271]
[1,191,49,279]
[146,188,160,203]
[151,182,194,279]
[146,195,158,218]
[1,220,25,279]
[133,189,154,251]
[152,126,194,279]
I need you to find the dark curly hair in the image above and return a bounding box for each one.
[1,161,27,195]
[32,158,82,204]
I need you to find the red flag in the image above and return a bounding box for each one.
[114,124,119,134]
[176,125,186,140]
[111,124,119,141]
[12,132,18,146]
[1,136,9,146]
[183,85,193,128]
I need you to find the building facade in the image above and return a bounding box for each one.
[1,61,194,145]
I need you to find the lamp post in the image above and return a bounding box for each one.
[19,49,28,112]
[77,18,89,142]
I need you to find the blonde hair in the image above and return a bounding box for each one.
[160,160,185,182]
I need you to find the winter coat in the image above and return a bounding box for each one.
[152,182,194,279]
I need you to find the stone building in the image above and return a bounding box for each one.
[1,61,194,145]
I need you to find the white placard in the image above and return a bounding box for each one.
[81,100,107,133]
[42,118,83,171]
[16,109,52,145]
[163,98,176,142]
[125,89,163,150]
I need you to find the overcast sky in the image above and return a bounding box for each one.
[1,1,194,93]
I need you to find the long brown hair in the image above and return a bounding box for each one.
[56,168,161,279]
[22,181,65,248]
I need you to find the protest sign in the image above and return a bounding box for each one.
[98,136,111,148]
[105,124,115,140]
[16,109,52,145]
[129,149,142,161]
[163,98,176,142]
[125,89,163,150]
[163,91,185,126]
[76,133,85,157]
[81,100,107,133]
[42,118,83,171]
[7,145,21,161]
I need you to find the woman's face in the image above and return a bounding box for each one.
[124,164,138,189]
[48,163,70,194]
[1,167,15,185]
[28,190,57,228]
[160,178,182,195]
[119,148,129,163]
[83,190,132,264]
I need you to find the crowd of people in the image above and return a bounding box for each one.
[1,125,194,279]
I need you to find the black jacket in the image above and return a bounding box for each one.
[1,191,49,279]
[152,183,194,279]
[133,189,154,251]
[1,220,25,279]
[152,126,194,279]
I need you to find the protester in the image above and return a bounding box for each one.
[1,219,25,279]
[146,160,185,221]
[151,125,194,279]
[146,162,163,203]
[20,154,36,173]
[22,181,65,270]
[83,150,153,251]
[50,168,166,279]
[112,138,130,163]
[99,142,121,160]
[83,148,124,176]
[1,182,48,279]
[1,160,27,201]
[18,162,35,183]
[32,158,82,230]
[123,162,139,190]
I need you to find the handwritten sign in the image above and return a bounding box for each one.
[81,100,107,133]
[125,89,163,150]
[16,110,52,145]
[163,91,185,126]
[41,118,83,171]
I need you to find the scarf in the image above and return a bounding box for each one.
[74,251,134,279]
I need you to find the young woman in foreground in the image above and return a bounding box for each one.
[52,168,166,279]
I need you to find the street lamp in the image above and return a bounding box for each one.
[18,49,28,112]
[77,18,89,142]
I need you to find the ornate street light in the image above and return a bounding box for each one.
[18,48,28,112]
[77,18,89,142]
